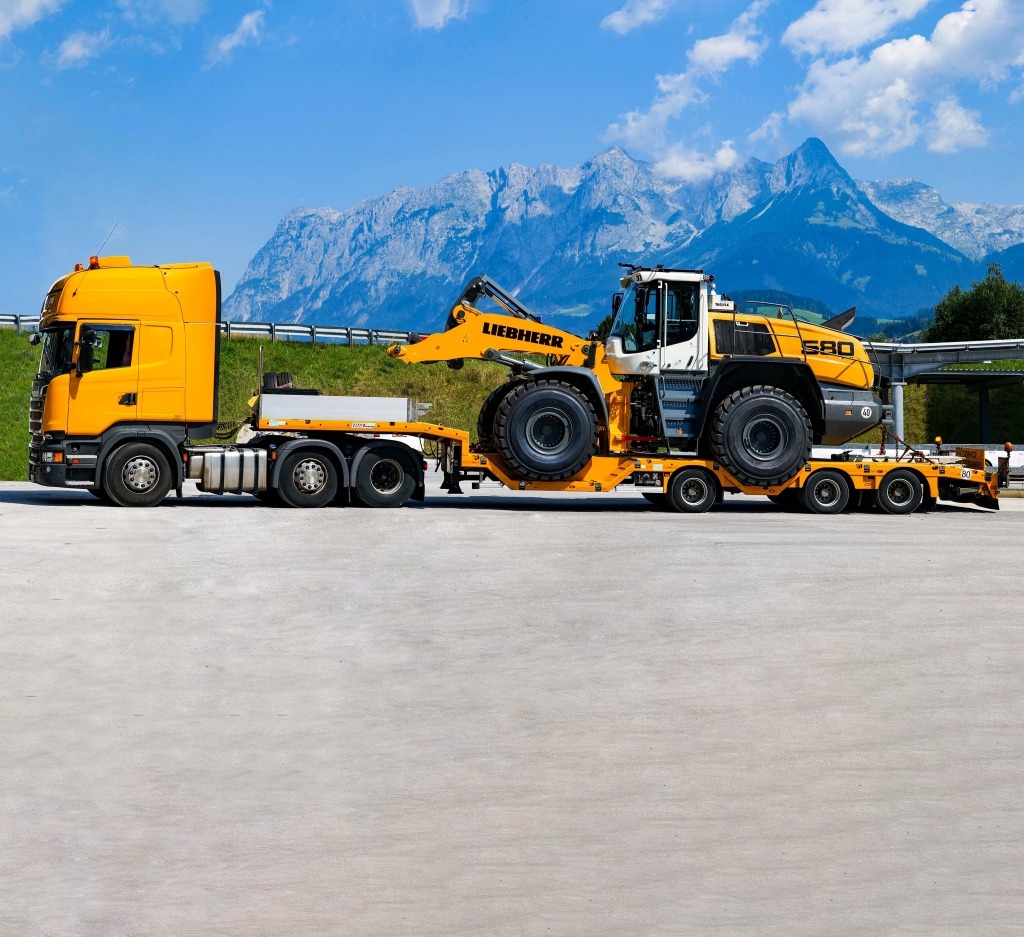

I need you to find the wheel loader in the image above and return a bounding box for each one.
[389,266,886,488]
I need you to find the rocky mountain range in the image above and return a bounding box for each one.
[224,138,1024,332]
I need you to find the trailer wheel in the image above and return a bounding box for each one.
[494,379,598,481]
[875,469,923,515]
[102,442,173,507]
[666,467,717,514]
[352,447,417,508]
[710,385,811,486]
[801,469,850,515]
[278,451,338,508]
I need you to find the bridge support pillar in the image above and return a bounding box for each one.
[892,381,906,439]
[979,384,991,443]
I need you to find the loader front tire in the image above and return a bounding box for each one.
[476,380,524,450]
[710,385,811,487]
[493,379,598,481]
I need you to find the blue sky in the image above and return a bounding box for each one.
[2,0,1022,314]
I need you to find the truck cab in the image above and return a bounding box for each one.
[30,256,220,493]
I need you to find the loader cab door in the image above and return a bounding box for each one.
[67,322,140,436]
[605,281,662,375]
[659,280,706,373]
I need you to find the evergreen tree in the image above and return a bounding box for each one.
[926,263,1024,341]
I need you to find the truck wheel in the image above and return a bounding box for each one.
[801,469,850,514]
[277,451,338,508]
[666,467,717,513]
[476,380,524,449]
[494,379,598,481]
[710,385,811,487]
[102,442,173,507]
[352,447,417,508]
[875,469,923,515]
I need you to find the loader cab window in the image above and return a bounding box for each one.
[665,283,700,346]
[79,325,135,371]
[610,283,659,354]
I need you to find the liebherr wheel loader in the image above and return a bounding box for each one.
[389,267,886,488]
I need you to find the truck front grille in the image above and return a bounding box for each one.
[29,384,46,435]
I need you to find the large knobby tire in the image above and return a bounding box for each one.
[476,380,524,450]
[277,450,339,508]
[666,467,717,514]
[801,469,851,515]
[710,385,812,487]
[352,446,417,508]
[102,442,173,507]
[875,469,924,515]
[493,379,598,481]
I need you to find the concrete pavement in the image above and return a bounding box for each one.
[1,480,1022,936]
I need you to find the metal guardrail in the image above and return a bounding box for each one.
[0,314,417,346]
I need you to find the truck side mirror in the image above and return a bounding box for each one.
[76,331,96,376]
[611,292,623,316]
[29,332,41,346]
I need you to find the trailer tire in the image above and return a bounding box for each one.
[102,442,173,507]
[801,469,850,514]
[875,469,923,515]
[710,385,811,487]
[352,447,417,508]
[494,379,598,481]
[277,450,338,508]
[666,467,717,514]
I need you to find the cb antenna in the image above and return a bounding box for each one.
[95,221,119,257]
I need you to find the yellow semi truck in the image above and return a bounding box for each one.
[27,256,1001,512]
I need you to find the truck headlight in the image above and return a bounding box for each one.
[42,451,54,463]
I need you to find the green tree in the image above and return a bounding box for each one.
[595,313,614,342]
[926,263,1024,341]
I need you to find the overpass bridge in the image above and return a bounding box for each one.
[865,338,1024,440]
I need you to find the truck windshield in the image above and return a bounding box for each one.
[37,326,74,378]
[610,283,659,353]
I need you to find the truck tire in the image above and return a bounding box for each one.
[476,380,524,449]
[875,469,923,515]
[801,469,850,514]
[102,442,173,507]
[493,379,598,481]
[666,467,717,513]
[352,446,417,508]
[710,385,811,487]
[277,450,338,508]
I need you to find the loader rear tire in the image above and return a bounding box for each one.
[476,380,524,450]
[710,385,811,487]
[493,379,598,481]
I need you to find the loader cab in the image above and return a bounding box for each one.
[605,269,711,376]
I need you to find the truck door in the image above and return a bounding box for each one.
[67,322,140,437]
[659,281,705,373]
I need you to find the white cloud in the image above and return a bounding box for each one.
[787,0,1024,156]
[783,0,933,56]
[601,0,677,35]
[207,9,264,64]
[410,0,468,30]
[0,0,65,40]
[606,0,769,178]
[654,140,743,182]
[748,109,784,144]
[54,27,112,68]
[928,96,987,152]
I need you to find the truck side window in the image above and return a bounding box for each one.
[83,326,134,370]
[665,284,699,345]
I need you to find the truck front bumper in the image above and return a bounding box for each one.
[28,441,98,489]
